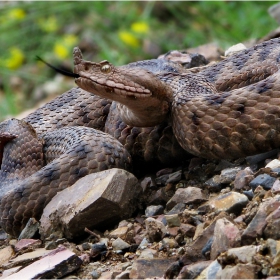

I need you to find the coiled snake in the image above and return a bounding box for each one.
[1,38,280,237]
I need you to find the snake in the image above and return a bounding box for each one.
[1,38,280,237]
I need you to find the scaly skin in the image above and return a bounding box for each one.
[74,37,280,159]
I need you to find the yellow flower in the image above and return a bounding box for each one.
[38,16,58,33]
[118,31,139,48]
[3,47,25,69]
[8,8,26,20]
[54,43,69,59]
[131,21,149,34]
[63,34,78,46]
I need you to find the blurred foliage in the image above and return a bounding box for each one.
[0,1,278,120]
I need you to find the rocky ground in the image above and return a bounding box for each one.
[2,23,280,280]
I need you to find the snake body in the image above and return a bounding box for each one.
[1,38,280,236]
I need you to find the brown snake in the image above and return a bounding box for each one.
[1,38,280,237]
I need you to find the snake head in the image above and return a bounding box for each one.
[73,47,173,127]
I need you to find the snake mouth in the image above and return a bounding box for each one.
[75,72,152,99]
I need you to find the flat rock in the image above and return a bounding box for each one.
[129,258,176,279]
[210,218,241,259]
[14,239,42,253]
[249,174,277,191]
[4,245,82,279]
[208,191,248,215]
[166,187,207,210]
[40,169,140,240]
[1,248,50,270]
[0,246,14,268]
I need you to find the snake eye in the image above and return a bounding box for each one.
[100,64,111,74]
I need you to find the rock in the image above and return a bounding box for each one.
[219,167,242,183]
[225,43,247,56]
[249,174,277,191]
[1,266,22,278]
[197,260,222,279]
[165,214,181,227]
[216,263,261,279]
[112,238,130,251]
[115,271,130,279]
[226,245,258,263]
[109,227,129,239]
[45,241,58,250]
[1,248,51,270]
[91,242,107,258]
[138,248,156,259]
[166,187,207,210]
[178,260,212,279]
[14,239,42,253]
[166,202,186,214]
[40,169,140,240]
[241,195,280,245]
[204,175,224,192]
[166,170,182,183]
[0,246,15,268]
[91,269,101,279]
[208,191,248,215]
[234,168,254,190]
[145,205,164,217]
[210,218,241,259]
[18,218,40,240]
[164,260,184,279]
[179,223,196,238]
[129,257,177,279]
[266,159,280,169]
[160,238,178,249]
[202,237,213,258]
[145,217,167,242]
[147,188,170,205]
[4,245,82,279]
[271,179,280,194]
[243,189,254,200]
[264,206,280,239]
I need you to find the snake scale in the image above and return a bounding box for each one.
[1,38,280,237]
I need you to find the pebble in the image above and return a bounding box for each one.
[249,174,277,191]
[145,217,167,242]
[145,205,164,217]
[165,214,181,227]
[112,238,130,251]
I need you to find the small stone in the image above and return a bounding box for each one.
[4,245,82,279]
[91,242,107,258]
[179,223,196,238]
[1,266,22,278]
[209,191,248,215]
[164,260,184,279]
[249,174,277,191]
[210,218,241,259]
[264,207,280,239]
[168,227,180,237]
[139,248,156,259]
[81,242,91,251]
[202,237,213,258]
[165,214,181,227]
[178,260,212,279]
[45,241,58,250]
[91,269,101,279]
[160,238,179,249]
[197,260,222,279]
[243,189,254,200]
[155,174,170,185]
[18,218,39,240]
[166,202,186,214]
[271,179,280,194]
[204,175,223,192]
[225,43,247,56]
[145,205,164,217]
[234,168,254,190]
[140,177,154,192]
[109,227,129,239]
[167,170,182,183]
[145,217,167,242]
[129,258,177,279]
[112,238,130,251]
[220,167,242,184]
[266,159,280,169]
[166,187,207,210]
[216,263,261,279]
